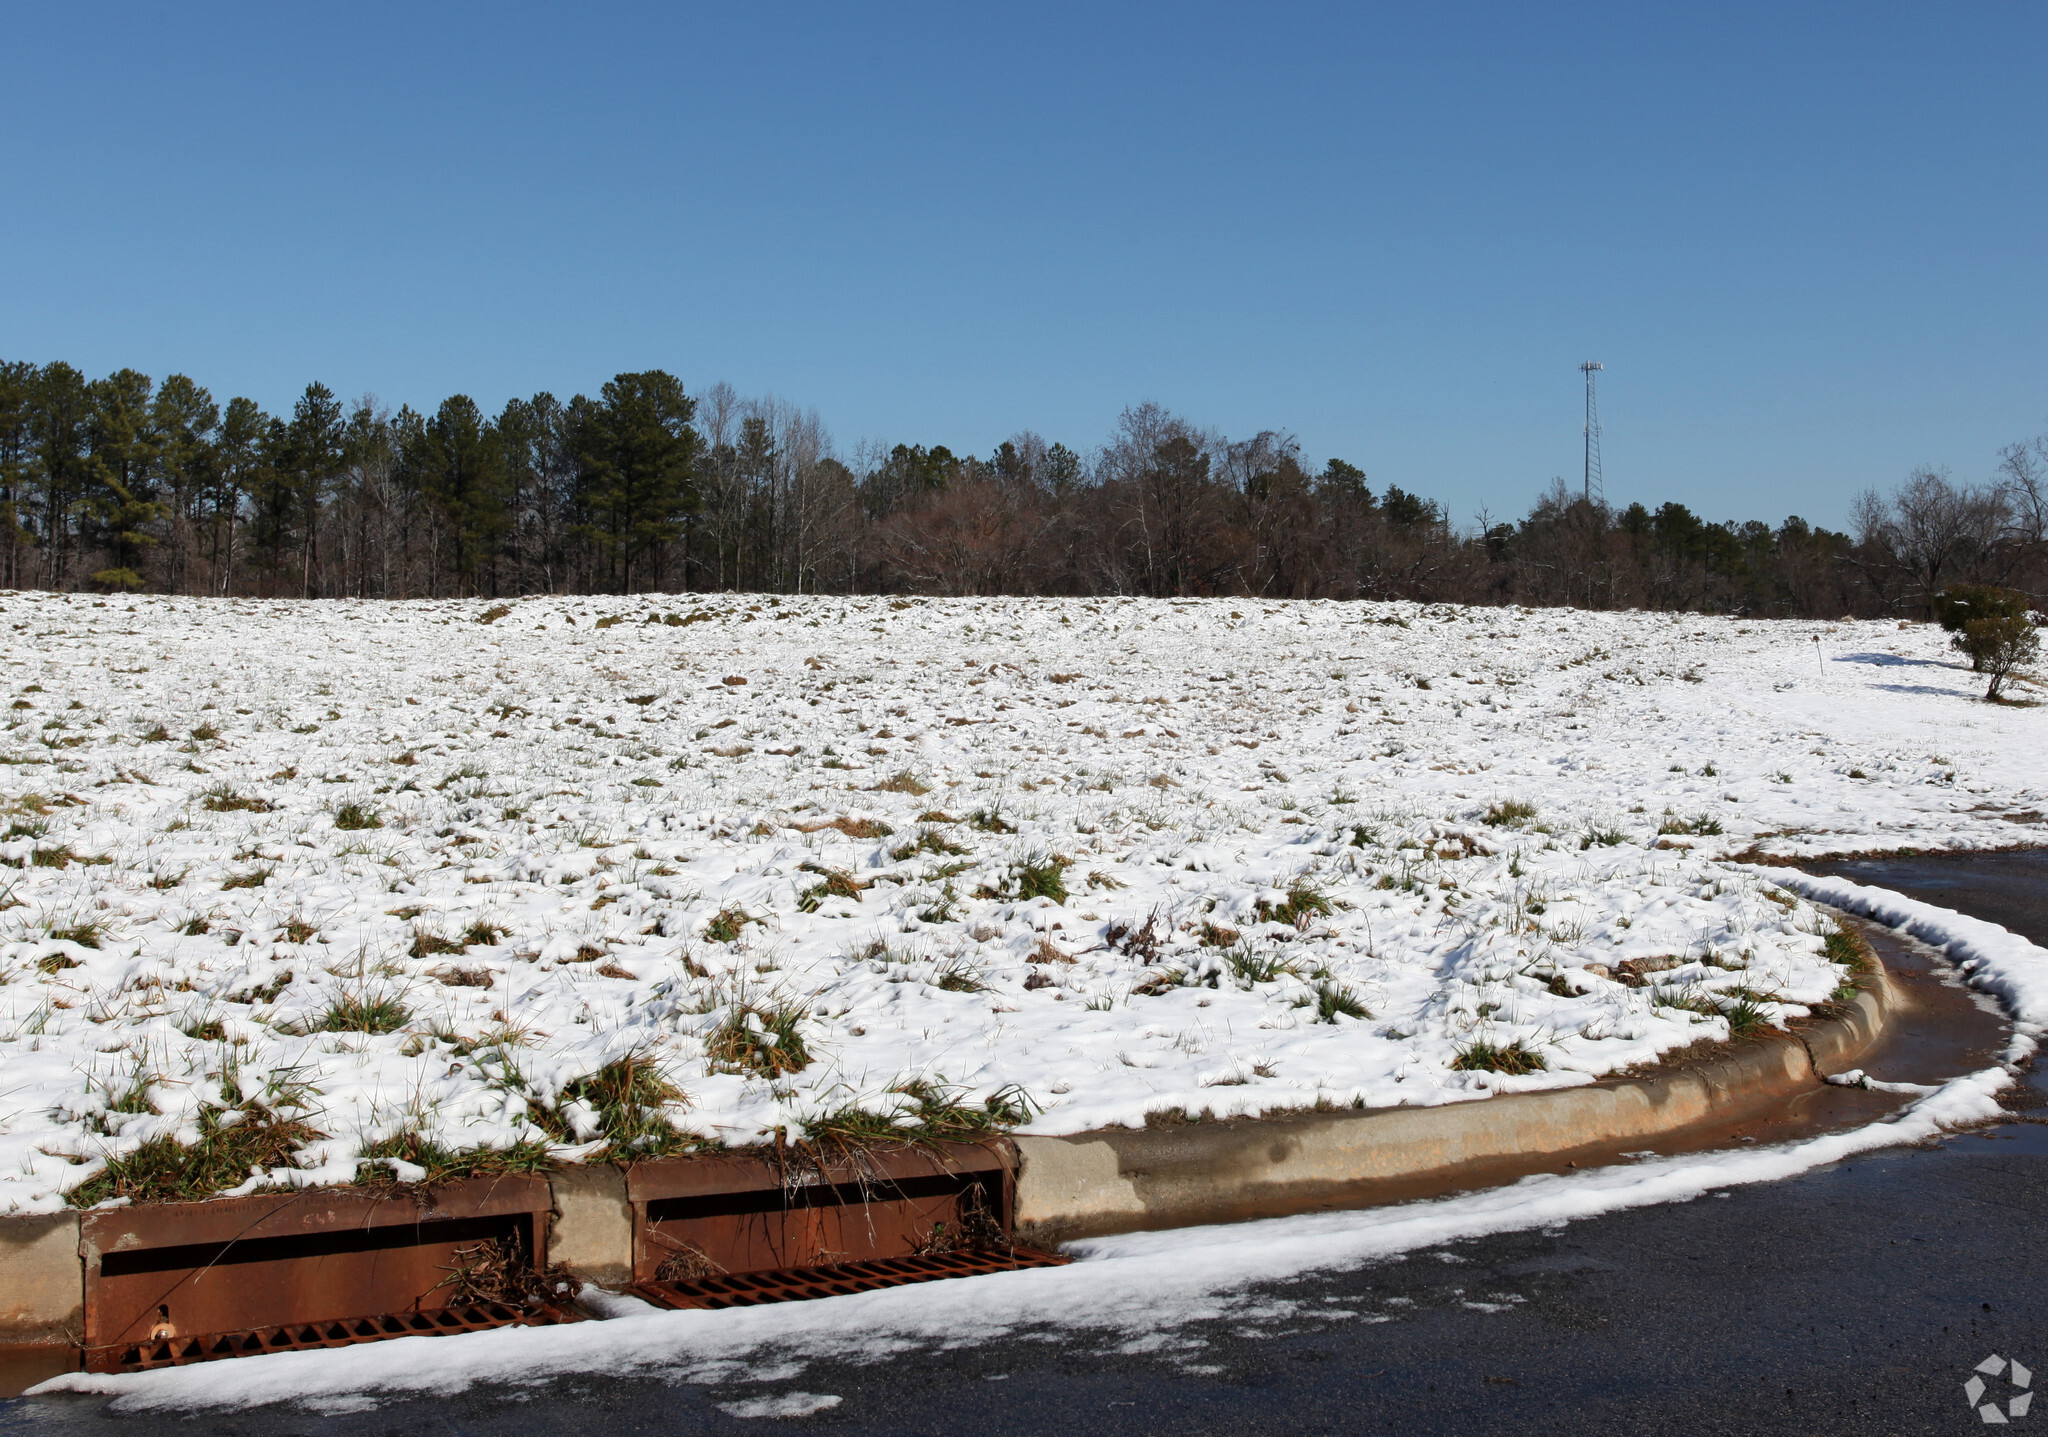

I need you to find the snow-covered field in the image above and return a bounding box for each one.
[1,591,2041,1215]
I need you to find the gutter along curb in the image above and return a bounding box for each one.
[0,954,1894,1350]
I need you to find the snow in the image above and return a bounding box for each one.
[1768,870,2048,1065]
[718,1391,843,1419]
[2,591,2041,1214]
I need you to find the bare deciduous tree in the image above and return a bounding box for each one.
[1851,467,2010,613]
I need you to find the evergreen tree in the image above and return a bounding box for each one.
[283,383,345,595]
[0,362,35,587]
[249,413,297,591]
[150,375,220,594]
[212,397,269,594]
[572,371,699,590]
[30,362,93,588]
[405,394,510,594]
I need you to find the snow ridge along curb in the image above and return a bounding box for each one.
[0,941,1899,1345]
[1010,955,1895,1246]
[1764,872,2047,1067]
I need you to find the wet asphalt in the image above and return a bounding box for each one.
[7,851,2044,1437]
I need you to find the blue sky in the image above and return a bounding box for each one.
[5,3,2045,529]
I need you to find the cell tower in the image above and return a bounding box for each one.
[1580,360,1604,506]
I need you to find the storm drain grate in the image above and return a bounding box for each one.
[632,1247,1071,1310]
[84,1300,584,1373]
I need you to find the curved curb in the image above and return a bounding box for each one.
[1010,958,1896,1248]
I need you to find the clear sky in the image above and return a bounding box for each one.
[6,3,2045,529]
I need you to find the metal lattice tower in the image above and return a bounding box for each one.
[1580,361,1605,506]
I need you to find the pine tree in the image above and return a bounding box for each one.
[0,361,35,588]
[212,397,269,594]
[405,395,511,595]
[573,371,700,590]
[150,375,220,594]
[284,383,345,595]
[30,363,92,588]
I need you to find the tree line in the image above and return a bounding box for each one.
[2,357,2043,618]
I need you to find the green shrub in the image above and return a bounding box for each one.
[1933,583,2030,642]
[1952,613,2040,700]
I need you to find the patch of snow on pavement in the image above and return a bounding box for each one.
[719,1391,843,1419]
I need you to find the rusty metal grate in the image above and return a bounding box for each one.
[632,1246,1071,1310]
[84,1299,583,1374]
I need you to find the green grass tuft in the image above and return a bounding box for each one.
[1482,798,1537,828]
[1255,882,1335,930]
[357,1132,551,1185]
[1012,856,1069,904]
[929,954,989,993]
[527,1052,699,1159]
[1309,981,1371,1023]
[703,906,753,943]
[333,801,382,831]
[891,826,968,861]
[315,993,410,1034]
[968,807,1017,834]
[707,996,813,1075]
[68,1101,324,1207]
[463,918,511,948]
[201,783,273,813]
[1657,812,1724,837]
[1224,944,1306,987]
[1820,929,1873,974]
[1450,1037,1548,1074]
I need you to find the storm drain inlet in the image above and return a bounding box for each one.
[86,1299,583,1374]
[632,1246,1071,1310]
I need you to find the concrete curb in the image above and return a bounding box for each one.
[0,1211,82,1346]
[1011,962,1895,1247]
[0,957,1895,1347]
